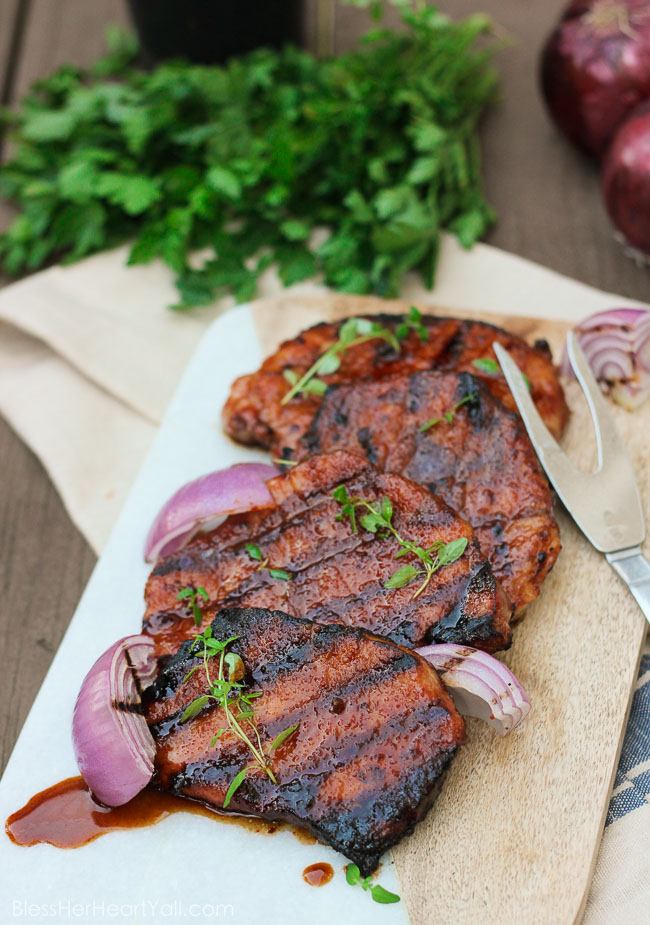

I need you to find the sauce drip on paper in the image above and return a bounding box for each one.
[302,863,334,887]
[6,776,315,849]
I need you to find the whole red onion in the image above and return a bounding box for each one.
[541,0,650,159]
[602,102,650,255]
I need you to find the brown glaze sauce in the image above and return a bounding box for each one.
[6,777,316,849]
[302,863,334,887]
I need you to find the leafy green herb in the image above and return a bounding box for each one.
[345,863,400,904]
[333,486,468,599]
[472,356,531,391]
[281,316,402,404]
[419,391,477,432]
[472,357,500,375]
[245,542,263,562]
[177,585,209,627]
[269,724,299,751]
[395,306,428,342]
[245,542,292,581]
[181,626,298,807]
[0,8,497,309]
[224,768,248,808]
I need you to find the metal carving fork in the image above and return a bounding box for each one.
[494,333,650,627]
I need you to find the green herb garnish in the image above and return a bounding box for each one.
[245,542,263,562]
[345,864,400,904]
[395,306,429,342]
[0,9,497,309]
[181,626,298,807]
[281,316,402,404]
[245,542,292,581]
[472,357,500,375]
[419,390,477,432]
[472,356,531,390]
[177,585,209,627]
[333,486,468,599]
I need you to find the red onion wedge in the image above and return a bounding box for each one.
[416,643,531,736]
[72,635,158,807]
[561,307,650,409]
[144,462,278,562]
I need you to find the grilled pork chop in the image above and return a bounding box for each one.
[143,606,466,875]
[300,371,560,616]
[222,313,569,459]
[144,452,512,658]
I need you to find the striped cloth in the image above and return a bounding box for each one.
[584,655,650,924]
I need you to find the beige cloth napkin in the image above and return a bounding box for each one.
[0,234,647,922]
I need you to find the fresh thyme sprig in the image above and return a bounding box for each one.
[472,356,500,375]
[181,627,298,807]
[245,542,292,581]
[418,390,477,433]
[281,309,426,404]
[345,864,400,904]
[333,485,468,599]
[473,355,531,391]
[177,585,209,627]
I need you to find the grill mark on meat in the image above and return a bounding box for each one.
[144,452,512,657]
[356,427,378,465]
[222,313,569,459]
[297,375,560,616]
[143,606,465,875]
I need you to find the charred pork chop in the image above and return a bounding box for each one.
[299,371,560,616]
[222,313,569,459]
[143,606,466,876]
[144,452,512,658]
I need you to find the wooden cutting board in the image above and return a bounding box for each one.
[249,293,648,925]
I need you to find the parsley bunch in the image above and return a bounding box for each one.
[0,7,498,310]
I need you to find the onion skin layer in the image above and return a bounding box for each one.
[561,307,650,409]
[541,0,650,159]
[144,462,278,562]
[72,635,157,807]
[415,643,531,736]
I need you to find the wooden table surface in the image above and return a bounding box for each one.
[0,0,648,778]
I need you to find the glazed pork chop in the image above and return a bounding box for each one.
[143,606,466,876]
[299,371,560,616]
[144,452,512,658]
[222,313,569,459]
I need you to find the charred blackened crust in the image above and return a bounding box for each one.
[299,374,560,617]
[143,606,466,876]
[143,451,512,658]
[222,311,569,459]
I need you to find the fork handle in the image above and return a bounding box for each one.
[606,547,650,627]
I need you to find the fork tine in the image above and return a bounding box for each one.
[492,342,578,484]
[492,342,580,495]
[566,332,625,472]
[494,339,645,553]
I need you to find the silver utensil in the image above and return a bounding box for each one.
[494,333,650,627]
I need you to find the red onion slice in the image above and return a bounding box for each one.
[144,462,279,562]
[561,307,650,409]
[416,643,531,736]
[72,635,157,807]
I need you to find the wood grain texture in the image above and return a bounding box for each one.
[0,0,22,105]
[249,292,648,925]
[10,0,129,100]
